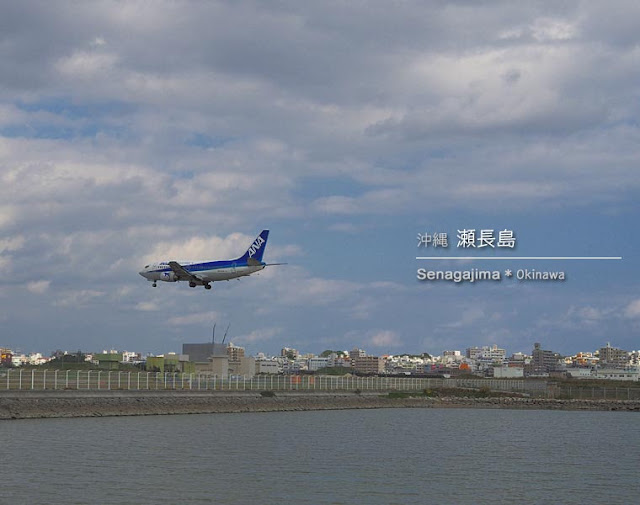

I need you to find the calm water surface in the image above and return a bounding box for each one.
[1,408,638,504]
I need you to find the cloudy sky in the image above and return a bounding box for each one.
[1,1,638,357]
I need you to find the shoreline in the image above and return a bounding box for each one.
[2,391,639,419]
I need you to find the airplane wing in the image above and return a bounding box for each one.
[168,261,203,282]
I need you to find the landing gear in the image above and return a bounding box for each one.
[189,281,197,288]
[204,283,212,290]
[152,282,157,287]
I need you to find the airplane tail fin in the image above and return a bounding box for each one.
[239,230,269,264]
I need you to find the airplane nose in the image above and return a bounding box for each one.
[139,271,148,278]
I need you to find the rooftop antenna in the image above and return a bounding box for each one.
[222,323,231,344]
[212,323,216,345]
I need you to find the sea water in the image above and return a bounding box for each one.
[1,408,637,505]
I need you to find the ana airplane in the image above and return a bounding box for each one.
[139,229,275,290]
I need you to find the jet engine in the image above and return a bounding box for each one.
[160,271,178,282]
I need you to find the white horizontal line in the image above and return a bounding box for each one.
[416,256,623,260]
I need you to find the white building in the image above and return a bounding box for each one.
[593,368,639,381]
[493,366,524,378]
[566,368,593,379]
[255,360,279,374]
[467,345,506,361]
[121,351,139,363]
[307,357,330,372]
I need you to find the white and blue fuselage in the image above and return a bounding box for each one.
[139,230,269,290]
[140,260,265,282]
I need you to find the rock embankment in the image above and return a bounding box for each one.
[1,391,638,420]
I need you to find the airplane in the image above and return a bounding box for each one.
[139,229,277,290]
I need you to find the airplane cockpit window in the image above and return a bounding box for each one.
[144,265,149,269]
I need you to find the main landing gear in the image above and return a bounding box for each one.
[152,282,157,287]
[204,283,212,290]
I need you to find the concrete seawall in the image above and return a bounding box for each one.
[1,391,639,420]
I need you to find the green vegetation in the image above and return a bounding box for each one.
[386,391,422,399]
[35,360,97,371]
[23,360,144,372]
[560,378,640,389]
[47,352,88,368]
[315,367,351,376]
[383,388,528,400]
[423,387,527,398]
[320,350,347,358]
[397,353,432,360]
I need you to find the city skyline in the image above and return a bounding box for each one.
[1,2,639,356]
[3,338,637,364]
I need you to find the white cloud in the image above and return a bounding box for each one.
[53,289,104,307]
[91,37,107,48]
[312,196,360,215]
[143,233,255,264]
[0,206,15,229]
[443,307,486,329]
[328,222,359,233]
[369,330,402,348]
[274,274,361,306]
[55,50,118,79]
[27,280,50,294]
[0,235,25,253]
[624,300,640,319]
[135,301,159,312]
[168,311,220,326]
[236,327,282,344]
[531,18,577,42]
[567,305,606,322]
